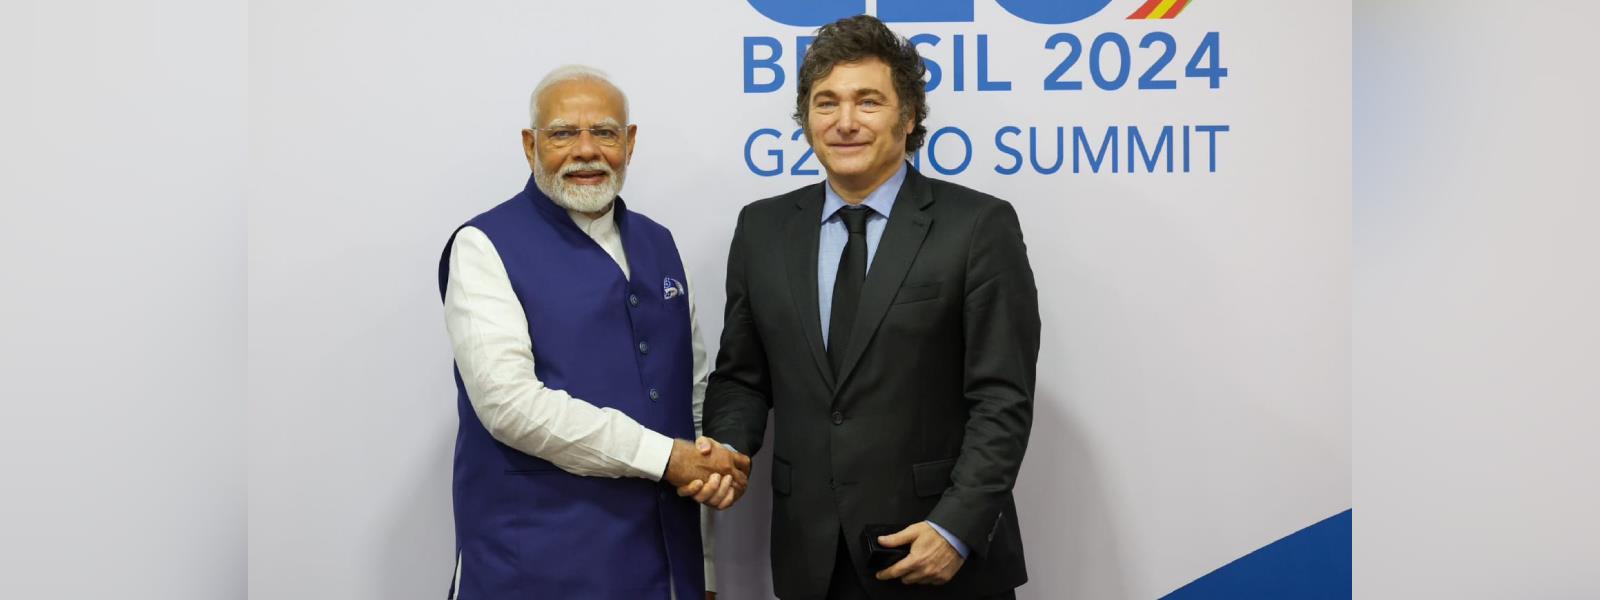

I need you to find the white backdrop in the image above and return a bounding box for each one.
[248,1,1349,598]
[1353,1,1600,598]
[2,0,245,598]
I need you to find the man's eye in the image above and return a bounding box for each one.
[551,130,578,139]
[593,129,618,139]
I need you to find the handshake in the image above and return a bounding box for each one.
[663,436,752,510]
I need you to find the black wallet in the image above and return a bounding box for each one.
[861,523,914,570]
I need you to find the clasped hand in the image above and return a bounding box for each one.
[663,436,751,510]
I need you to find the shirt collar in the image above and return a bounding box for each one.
[567,201,618,238]
[821,161,908,223]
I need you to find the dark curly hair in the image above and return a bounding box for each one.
[793,15,929,154]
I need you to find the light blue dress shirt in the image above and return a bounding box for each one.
[817,162,904,348]
[815,162,970,560]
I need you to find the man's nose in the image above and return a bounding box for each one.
[569,130,603,161]
[834,105,860,135]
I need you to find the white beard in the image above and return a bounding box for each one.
[533,158,625,214]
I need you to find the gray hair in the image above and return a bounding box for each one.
[528,65,629,128]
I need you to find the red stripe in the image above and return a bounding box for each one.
[1128,0,1162,19]
[1163,0,1191,18]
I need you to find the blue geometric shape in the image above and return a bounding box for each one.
[744,0,863,27]
[993,0,1115,25]
[1160,509,1352,600]
[878,0,974,23]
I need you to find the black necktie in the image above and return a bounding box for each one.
[829,206,871,373]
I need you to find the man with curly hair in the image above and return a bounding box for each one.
[693,14,1040,600]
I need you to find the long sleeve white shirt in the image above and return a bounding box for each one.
[443,204,715,591]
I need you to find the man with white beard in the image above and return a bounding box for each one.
[436,65,751,599]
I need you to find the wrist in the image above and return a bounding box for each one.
[664,438,694,486]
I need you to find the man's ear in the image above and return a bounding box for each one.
[521,129,538,166]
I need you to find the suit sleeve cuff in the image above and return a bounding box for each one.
[633,431,675,481]
[926,520,970,560]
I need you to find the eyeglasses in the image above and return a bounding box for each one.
[531,125,628,148]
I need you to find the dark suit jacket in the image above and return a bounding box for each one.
[706,166,1040,599]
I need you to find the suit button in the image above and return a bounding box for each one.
[648,388,660,401]
[638,341,649,354]
[628,294,640,307]
[831,411,844,425]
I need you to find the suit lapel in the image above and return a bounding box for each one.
[833,169,934,392]
[784,186,835,390]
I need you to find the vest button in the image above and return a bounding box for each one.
[831,411,844,425]
[628,294,640,307]
[648,388,660,401]
[638,341,649,354]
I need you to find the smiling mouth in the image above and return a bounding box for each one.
[563,170,608,184]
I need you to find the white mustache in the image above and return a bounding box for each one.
[559,161,613,179]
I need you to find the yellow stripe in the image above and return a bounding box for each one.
[1147,0,1181,18]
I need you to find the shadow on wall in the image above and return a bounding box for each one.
[1017,387,1133,599]
[379,416,457,599]
[712,415,778,596]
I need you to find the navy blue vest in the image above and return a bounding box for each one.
[438,175,701,599]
